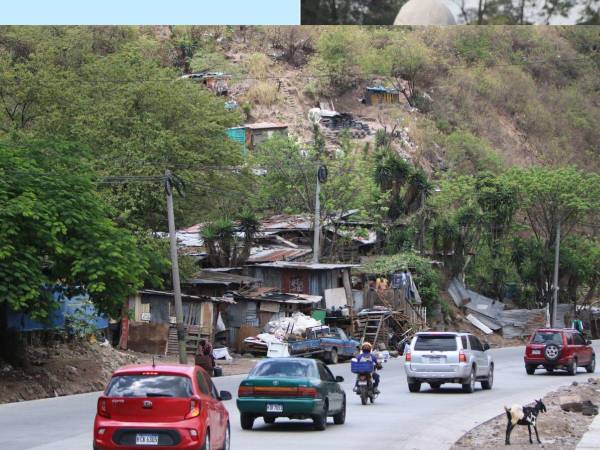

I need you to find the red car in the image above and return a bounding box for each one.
[93,364,232,450]
[524,328,596,375]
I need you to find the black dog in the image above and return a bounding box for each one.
[505,399,547,445]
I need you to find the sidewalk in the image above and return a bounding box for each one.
[576,413,600,449]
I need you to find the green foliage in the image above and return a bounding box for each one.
[444,131,503,175]
[202,210,260,267]
[310,27,365,95]
[0,139,155,319]
[0,27,246,231]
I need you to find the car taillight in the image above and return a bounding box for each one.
[405,352,411,362]
[185,398,201,419]
[297,387,318,398]
[97,398,110,418]
[459,351,467,363]
[238,385,254,397]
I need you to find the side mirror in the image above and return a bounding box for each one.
[483,343,490,351]
[219,390,232,401]
[335,376,344,383]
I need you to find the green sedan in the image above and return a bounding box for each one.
[236,357,347,431]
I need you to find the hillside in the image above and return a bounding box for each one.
[186,26,600,174]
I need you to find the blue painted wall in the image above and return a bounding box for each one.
[5,289,109,332]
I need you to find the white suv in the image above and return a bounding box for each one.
[404,332,494,393]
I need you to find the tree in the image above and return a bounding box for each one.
[0,27,246,231]
[506,167,600,304]
[310,27,365,95]
[0,139,159,320]
[301,0,407,24]
[201,210,260,267]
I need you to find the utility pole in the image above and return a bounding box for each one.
[165,170,187,364]
[551,220,561,328]
[312,170,321,264]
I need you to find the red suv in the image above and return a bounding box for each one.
[94,364,231,450]
[524,328,595,376]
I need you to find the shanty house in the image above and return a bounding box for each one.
[365,86,400,105]
[245,122,288,150]
[181,70,230,96]
[122,289,234,355]
[246,261,356,300]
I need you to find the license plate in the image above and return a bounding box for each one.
[358,381,368,386]
[427,357,443,363]
[266,404,283,413]
[136,434,159,446]
[532,350,541,355]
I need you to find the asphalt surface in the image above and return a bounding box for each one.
[1,342,598,450]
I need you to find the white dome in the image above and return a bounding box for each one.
[394,0,465,25]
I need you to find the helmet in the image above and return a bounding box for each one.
[361,342,373,352]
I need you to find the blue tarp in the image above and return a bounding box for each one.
[5,289,109,332]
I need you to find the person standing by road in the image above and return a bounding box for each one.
[194,338,215,376]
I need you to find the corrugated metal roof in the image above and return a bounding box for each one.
[138,289,236,304]
[260,214,313,231]
[185,271,260,286]
[254,261,358,270]
[236,287,322,304]
[247,246,312,263]
[245,122,288,130]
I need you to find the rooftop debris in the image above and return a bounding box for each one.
[253,261,358,270]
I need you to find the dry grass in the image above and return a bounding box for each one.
[245,81,280,106]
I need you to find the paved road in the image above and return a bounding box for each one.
[1,343,598,450]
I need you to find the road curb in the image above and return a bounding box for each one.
[576,413,600,449]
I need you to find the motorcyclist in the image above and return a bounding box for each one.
[355,342,382,393]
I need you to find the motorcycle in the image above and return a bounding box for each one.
[354,372,378,405]
[351,357,380,405]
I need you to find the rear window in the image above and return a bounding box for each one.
[250,360,317,378]
[414,335,458,351]
[106,375,193,398]
[532,332,563,345]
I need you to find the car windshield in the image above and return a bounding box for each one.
[250,360,317,378]
[532,332,563,345]
[106,375,193,398]
[414,335,457,351]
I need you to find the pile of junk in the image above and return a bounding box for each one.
[242,312,322,354]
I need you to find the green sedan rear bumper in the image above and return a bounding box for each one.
[237,398,324,416]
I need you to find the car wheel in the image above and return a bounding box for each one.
[240,413,255,430]
[264,417,275,424]
[312,402,328,431]
[525,364,536,375]
[586,355,596,374]
[544,344,561,362]
[567,358,578,376]
[462,369,476,393]
[220,423,230,450]
[333,397,346,424]
[408,382,421,393]
[326,349,339,365]
[200,430,210,450]
[481,365,493,390]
